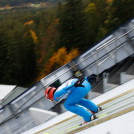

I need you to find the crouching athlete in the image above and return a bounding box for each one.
[45,74,102,125]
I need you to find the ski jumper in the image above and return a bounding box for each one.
[54,77,98,122]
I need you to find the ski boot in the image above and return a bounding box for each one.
[91,106,102,114]
[79,114,96,126]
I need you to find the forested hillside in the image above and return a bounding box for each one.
[0,0,64,6]
[0,0,134,87]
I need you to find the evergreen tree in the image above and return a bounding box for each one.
[59,0,89,51]
[85,0,108,44]
[112,0,134,24]
[0,29,9,84]
[105,0,134,32]
[0,14,38,86]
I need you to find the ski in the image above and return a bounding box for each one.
[39,89,134,134]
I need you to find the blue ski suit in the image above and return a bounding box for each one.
[54,76,98,122]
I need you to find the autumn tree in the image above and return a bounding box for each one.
[0,2,134,86]
[44,47,80,75]
[64,48,80,63]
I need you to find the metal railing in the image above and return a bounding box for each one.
[0,19,134,126]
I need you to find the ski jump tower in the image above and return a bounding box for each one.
[0,19,134,134]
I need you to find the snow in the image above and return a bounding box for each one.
[0,85,16,102]
[22,111,75,134]
[77,111,134,134]
[22,79,134,134]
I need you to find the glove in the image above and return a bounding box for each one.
[87,74,97,84]
[74,75,85,87]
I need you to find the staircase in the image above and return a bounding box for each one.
[90,56,134,95]
[108,56,134,85]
